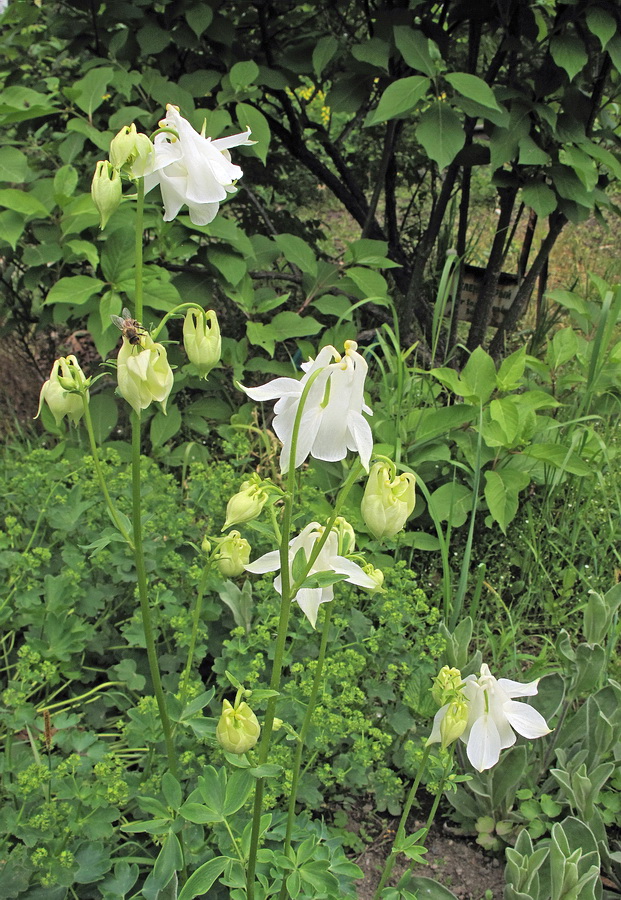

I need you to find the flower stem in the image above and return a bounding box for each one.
[134,178,145,322]
[178,556,213,710]
[280,602,333,894]
[130,411,178,778]
[82,396,133,546]
[372,744,432,899]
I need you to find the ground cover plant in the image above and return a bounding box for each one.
[1,1,621,899]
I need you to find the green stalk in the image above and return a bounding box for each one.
[134,178,145,322]
[82,396,133,546]
[373,745,432,899]
[131,411,178,777]
[178,556,213,711]
[280,602,333,890]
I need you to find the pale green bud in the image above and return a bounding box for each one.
[361,461,416,541]
[215,531,251,577]
[183,308,221,378]
[333,516,356,556]
[362,563,384,592]
[91,160,122,229]
[36,356,89,427]
[116,333,174,415]
[439,698,469,748]
[273,717,284,732]
[201,538,212,555]
[109,123,154,177]
[216,698,260,754]
[431,666,464,707]
[223,476,268,531]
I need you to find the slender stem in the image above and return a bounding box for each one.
[134,178,145,322]
[373,745,432,899]
[150,302,205,341]
[178,557,213,710]
[281,603,333,876]
[82,396,133,546]
[131,411,178,777]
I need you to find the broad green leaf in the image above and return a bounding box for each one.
[235,102,270,163]
[484,469,530,533]
[177,857,227,900]
[586,7,616,49]
[101,227,136,285]
[394,25,437,76]
[224,770,254,816]
[580,140,621,180]
[460,345,497,403]
[520,443,591,475]
[274,233,317,275]
[559,145,598,191]
[137,24,170,55]
[230,60,259,90]
[416,102,465,170]
[66,117,113,151]
[313,35,338,78]
[209,249,247,285]
[151,832,182,891]
[546,289,590,318]
[186,5,213,37]
[45,275,105,306]
[351,37,390,72]
[70,67,114,117]
[407,404,475,442]
[53,165,78,204]
[365,75,429,125]
[489,397,521,444]
[428,482,472,527]
[489,104,530,171]
[343,238,401,268]
[0,210,25,249]
[550,34,588,81]
[518,136,551,166]
[0,146,29,182]
[0,188,48,218]
[151,406,182,447]
[550,165,593,208]
[345,266,388,298]
[399,876,459,899]
[496,346,526,391]
[522,182,557,218]
[546,327,578,369]
[445,73,500,111]
[89,393,118,444]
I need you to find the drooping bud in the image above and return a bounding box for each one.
[333,516,356,556]
[109,123,154,178]
[216,698,260,754]
[183,308,221,379]
[438,697,469,748]
[36,356,89,427]
[361,460,416,541]
[201,537,212,555]
[91,160,122,229]
[215,531,251,577]
[361,563,384,592]
[116,333,174,415]
[222,475,268,531]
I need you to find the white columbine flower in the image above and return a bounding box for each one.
[143,105,252,225]
[245,521,377,628]
[241,340,373,473]
[428,663,551,771]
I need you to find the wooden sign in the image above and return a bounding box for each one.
[445,264,518,327]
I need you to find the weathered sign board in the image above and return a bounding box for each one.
[445,264,519,327]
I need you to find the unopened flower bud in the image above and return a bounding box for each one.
[431,666,464,707]
[91,160,122,229]
[223,476,268,531]
[361,461,416,541]
[116,333,174,414]
[362,563,384,592]
[36,356,89,427]
[183,308,221,379]
[201,538,212,555]
[333,516,356,556]
[215,531,251,577]
[216,698,260,754]
[438,698,469,748]
[273,718,284,732]
[109,123,154,177]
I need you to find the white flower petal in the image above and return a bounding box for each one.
[294,587,330,629]
[498,677,540,698]
[503,700,552,740]
[329,555,378,588]
[466,714,502,771]
[245,549,281,575]
[427,705,449,745]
